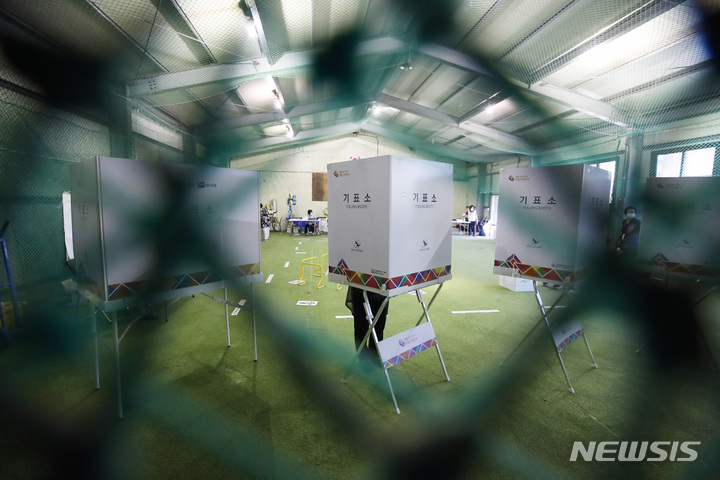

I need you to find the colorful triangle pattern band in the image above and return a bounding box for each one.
[102,263,261,300]
[383,338,438,368]
[494,254,575,283]
[329,259,451,290]
[647,253,715,278]
[557,329,584,353]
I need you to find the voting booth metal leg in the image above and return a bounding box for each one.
[360,290,401,415]
[92,305,100,390]
[415,286,450,382]
[202,288,259,360]
[252,283,258,362]
[343,285,449,414]
[533,282,575,393]
[341,292,398,412]
[345,292,389,369]
[224,288,231,347]
[111,310,123,418]
[500,284,569,367]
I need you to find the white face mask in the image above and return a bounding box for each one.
[626,212,636,219]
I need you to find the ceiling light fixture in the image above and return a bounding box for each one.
[399,46,413,71]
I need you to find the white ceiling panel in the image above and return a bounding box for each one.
[1,0,717,163]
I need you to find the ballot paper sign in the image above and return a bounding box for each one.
[327,155,453,297]
[493,165,610,285]
[637,177,720,280]
[71,156,262,309]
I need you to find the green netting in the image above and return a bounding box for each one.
[1,2,719,480]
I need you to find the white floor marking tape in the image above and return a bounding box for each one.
[284,261,290,268]
[265,274,274,283]
[295,246,299,250]
[335,315,353,319]
[231,307,241,316]
[296,251,306,254]
[451,309,500,314]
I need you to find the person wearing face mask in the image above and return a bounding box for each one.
[465,205,479,237]
[615,206,641,256]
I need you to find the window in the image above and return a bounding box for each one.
[589,160,615,203]
[653,146,716,177]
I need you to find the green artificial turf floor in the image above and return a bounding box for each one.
[1,232,719,479]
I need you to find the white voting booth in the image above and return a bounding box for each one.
[327,155,452,413]
[71,156,263,417]
[637,176,720,281]
[637,177,720,320]
[493,165,610,392]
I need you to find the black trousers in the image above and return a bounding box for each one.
[349,287,389,351]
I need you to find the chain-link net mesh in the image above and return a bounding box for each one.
[1,1,720,480]
[0,81,193,304]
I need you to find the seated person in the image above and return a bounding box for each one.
[304,209,315,235]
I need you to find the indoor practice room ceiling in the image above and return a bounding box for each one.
[1,0,719,164]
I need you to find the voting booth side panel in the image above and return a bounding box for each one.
[387,157,453,296]
[637,176,720,280]
[72,157,262,307]
[577,166,611,272]
[493,165,587,285]
[327,157,392,292]
[71,158,106,300]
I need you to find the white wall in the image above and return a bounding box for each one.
[231,135,474,218]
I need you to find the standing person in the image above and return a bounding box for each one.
[615,206,641,257]
[345,286,389,367]
[260,203,271,241]
[466,205,478,236]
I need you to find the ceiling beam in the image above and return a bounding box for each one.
[414,41,631,129]
[197,93,374,133]
[458,120,534,155]
[374,93,457,125]
[228,121,364,157]
[225,118,491,163]
[149,0,216,65]
[525,81,630,127]
[361,123,492,163]
[127,36,407,97]
[198,90,531,154]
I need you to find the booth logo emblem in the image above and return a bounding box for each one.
[398,339,405,347]
[509,174,530,182]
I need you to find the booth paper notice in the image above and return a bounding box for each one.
[378,322,437,368]
[550,319,584,353]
